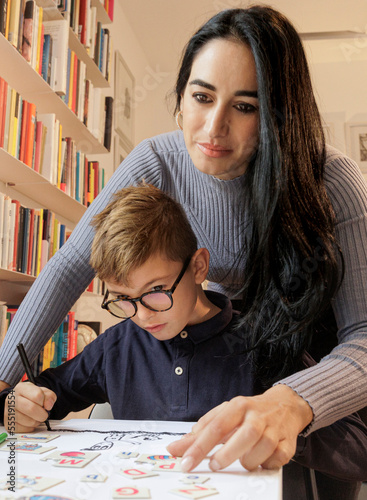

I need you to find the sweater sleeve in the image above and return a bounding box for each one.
[0,139,164,386]
[278,151,367,433]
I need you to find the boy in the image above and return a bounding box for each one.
[1,184,367,499]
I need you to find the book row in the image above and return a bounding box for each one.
[0,193,71,276]
[58,0,114,33]
[0,78,109,203]
[1,0,113,81]
[0,306,79,374]
[0,63,113,157]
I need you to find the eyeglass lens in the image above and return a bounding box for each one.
[108,291,173,318]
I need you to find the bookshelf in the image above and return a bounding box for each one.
[0,33,109,153]
[0,0,113,304]
[0,148,86,224]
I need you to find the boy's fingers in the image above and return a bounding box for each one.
[5,383,56,428]
[41,387,57,411]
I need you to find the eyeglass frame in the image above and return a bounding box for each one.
[101,256,192,319]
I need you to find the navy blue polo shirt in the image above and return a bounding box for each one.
[36,291,255,421]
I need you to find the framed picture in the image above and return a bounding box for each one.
[345,122,367,174]
[114,134,131,171]
[114,51,135,151]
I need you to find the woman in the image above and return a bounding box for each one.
[1,4,367,485]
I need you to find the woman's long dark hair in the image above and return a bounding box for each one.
[175,6,343,384]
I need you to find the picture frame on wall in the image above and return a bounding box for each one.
[114,51,135,151]
[114,134,131,171]
[345,122,367,174]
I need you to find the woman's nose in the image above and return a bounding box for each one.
[204,106,229,138]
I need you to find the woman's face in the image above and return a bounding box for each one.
[180,38,259,180]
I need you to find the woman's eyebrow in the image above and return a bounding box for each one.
[189,79,258,98]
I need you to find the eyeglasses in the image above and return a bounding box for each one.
[101,257,192,319]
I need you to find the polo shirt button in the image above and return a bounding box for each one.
[180,331,188,339]
[175,367,183,376]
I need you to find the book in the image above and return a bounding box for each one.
[30,3,38,69]
[43,19,69,95]
[37,113,56,183]
[35,207,43,276]
[37,22,44,76]
[31,209,40,276]
[0,77,8,148]
[7,89,17,156]
[0,193,5,265]
[18,99,29,163]
[22,0,35,63]
[20,207,31,273]
[6,199,16,271]
[1,196,11,269]
[41,33,52,84]
[0,304,8,347]
[35,6,43,74]
[24,102,36,167]
[15,204,25,272]
[26,207,35,274]
[33,120,43,172]
[17,0,27,51]
[40,208,51,271]
[7,0,21,47]
[0,0,8,36]
[103,95,113,151]
[67,311,77,360]
[10,199,21,271]
[13,94,22,160]
[78,0,87,45]
[107,0,113,21]
[3,83,12,151]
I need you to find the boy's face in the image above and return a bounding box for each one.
[104,254,203,341]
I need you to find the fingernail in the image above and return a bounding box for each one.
[209,459,222,472]
[181,456,194,472]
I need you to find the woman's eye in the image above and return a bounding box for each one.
[193,93,211,104]
[151,285,164,292]
[235,102,257,114]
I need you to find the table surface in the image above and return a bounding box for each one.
[0,419,282,499]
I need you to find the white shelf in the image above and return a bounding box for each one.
[0,268,36,284]
[0,34,109,154]
[91,0,112,25]
[0,149,87,224]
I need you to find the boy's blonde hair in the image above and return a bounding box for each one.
[90,183,198,284]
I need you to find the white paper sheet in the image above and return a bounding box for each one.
[0,419,282,499]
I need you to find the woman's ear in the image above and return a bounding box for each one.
[191,248,210,284]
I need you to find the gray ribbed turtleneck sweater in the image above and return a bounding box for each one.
[1,130,367,434]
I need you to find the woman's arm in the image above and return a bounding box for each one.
[279,152,367,433]
[0,138,163,386]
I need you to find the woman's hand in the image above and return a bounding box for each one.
[167,384,313,473]
[4,382,56,433]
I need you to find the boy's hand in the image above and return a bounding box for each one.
[0,380,10,392]
[167,384,313,473]
[4,382,57,433]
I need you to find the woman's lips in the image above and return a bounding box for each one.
[197,143,232,158]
